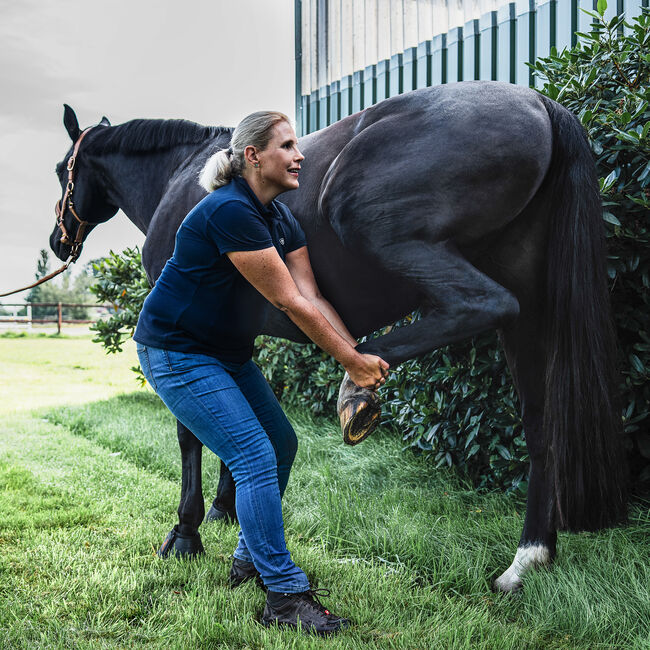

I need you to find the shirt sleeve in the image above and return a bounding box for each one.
[205,199,274,254]
[281,205,308,253]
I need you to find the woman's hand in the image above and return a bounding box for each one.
[345,353,390,391]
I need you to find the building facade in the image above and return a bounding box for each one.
[295,0,647,134]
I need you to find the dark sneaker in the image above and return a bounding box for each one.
[262,589,350,636]
[229,557,266,591]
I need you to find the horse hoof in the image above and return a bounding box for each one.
[205,504,237,524]
[493,544,552,593]
[337,373,381,445]
[157,526,205,559]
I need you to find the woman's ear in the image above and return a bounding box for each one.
[244,145,260,168]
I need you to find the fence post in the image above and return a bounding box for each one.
[57,302,62,335]
[26,304,33,332]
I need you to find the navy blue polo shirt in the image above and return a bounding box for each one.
[133,175,307,363]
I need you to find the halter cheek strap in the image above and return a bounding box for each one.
[55,126,95,261]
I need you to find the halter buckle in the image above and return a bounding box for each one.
[67,156,76,171]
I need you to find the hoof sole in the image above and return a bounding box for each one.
[341,397,381,446]
[157,527,205,559]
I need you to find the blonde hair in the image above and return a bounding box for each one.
[198,111,290,192]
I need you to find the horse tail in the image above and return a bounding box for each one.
[539,94,627,532]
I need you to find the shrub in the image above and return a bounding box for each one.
[89,247,151,380]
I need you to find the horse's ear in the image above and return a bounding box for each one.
[63,104,81,141]
[99,116,111,127]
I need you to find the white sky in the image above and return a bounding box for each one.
[0,0,295,303]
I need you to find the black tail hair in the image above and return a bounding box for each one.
[540,94,627,531]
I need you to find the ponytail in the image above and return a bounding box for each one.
[198,149,233,191]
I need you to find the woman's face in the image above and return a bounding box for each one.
[256,121,304,195]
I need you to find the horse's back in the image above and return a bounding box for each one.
[310,82,552,252]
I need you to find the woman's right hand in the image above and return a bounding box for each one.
[345,353,390,391]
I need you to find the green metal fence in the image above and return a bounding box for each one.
[295,0,647,136]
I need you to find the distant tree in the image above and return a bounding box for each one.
[35,249,49,280]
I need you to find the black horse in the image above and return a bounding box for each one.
[50,81,626,592]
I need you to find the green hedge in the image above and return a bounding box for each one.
[89,8,649,492]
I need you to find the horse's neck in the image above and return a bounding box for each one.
[101,144,208,234]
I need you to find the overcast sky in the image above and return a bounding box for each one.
[0,0,295,303]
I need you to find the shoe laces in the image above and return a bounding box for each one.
[302,588,333,616]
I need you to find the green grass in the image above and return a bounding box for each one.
[0,336,648,648]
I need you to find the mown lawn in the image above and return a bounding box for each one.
[0,334,648,649]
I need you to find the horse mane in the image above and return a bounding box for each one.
[87,119,233,155]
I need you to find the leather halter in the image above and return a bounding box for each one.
[54,125,95,261]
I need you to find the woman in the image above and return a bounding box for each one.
[133,111,389,635]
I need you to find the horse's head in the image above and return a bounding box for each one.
[50,105,118,261]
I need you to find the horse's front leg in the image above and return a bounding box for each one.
[158,420,206,558]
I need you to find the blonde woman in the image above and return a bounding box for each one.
[134,111,388,635]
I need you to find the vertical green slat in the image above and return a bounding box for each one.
[389,53,403,96]
[352,70,364,112]
[571,0,578,46]
[403,46,418,92]
[416,40,432,88]
[340,74,353,117]
[447,27,463,82]
[556,0,575,51]
[294,0,303,135]
[480,11,498,81]
[329,80,341,124]
[516,0,536,87]
[308,90,319,133]
[318,87,329,129]
[537,0,554,59]
[432,34,447,85]
[496,3,516,83]
[363,64,377,108]
[376,59,390,100]
[463,19,480,81]
[301,95,309,137]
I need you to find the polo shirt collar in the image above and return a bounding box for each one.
[232,175,281,222]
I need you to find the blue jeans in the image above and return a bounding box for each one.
[137,343,309,594]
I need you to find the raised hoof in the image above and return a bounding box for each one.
[337,373,381,446]
[205,503,237,524]
[157,526,205,559]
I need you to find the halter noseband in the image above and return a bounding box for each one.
[55,126,95,262]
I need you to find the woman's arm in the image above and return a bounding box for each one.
[227,247,389,389]
[285,246,357,347]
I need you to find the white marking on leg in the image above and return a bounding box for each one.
[494,544,551,592]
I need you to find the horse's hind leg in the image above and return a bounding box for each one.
[158,420,206,558]
[339,240,519,443]
[493,317,556,592]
